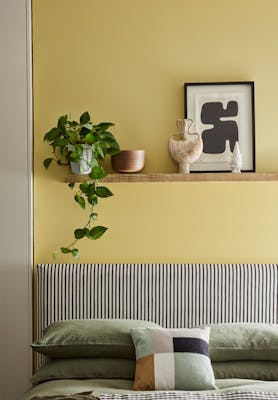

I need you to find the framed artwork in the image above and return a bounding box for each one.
[184,82,255,172]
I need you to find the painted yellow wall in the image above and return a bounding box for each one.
[33,0,278,264]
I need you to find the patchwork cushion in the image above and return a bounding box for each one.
[131,327,216,391]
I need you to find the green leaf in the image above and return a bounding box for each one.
[95,145,105,160]
[80,111,90,124]
[68,120,78,127]
[61,247,80,259]
[90,212,98,220]
[58,115,68,129]
[100,131,117,141]
[98,122,114,130]
[51,138,68,151]
[87,182,96,194]
[69,151,80,162]
[101,136,117,144]
[54,138,69,147]
[67,131,79,144]
[83,123,93,130]
[44,127,62,142]
[74,228,86,239]
[68,182,75,189]
[60,247,72,254]
[96,186,113,198]
[79,127,91,137]
[83,228,91,238]
[89,166,107,180]
[105,141,120,155]
[90,157,99,169]
[76,144,83,157]
[43,158,54,169]
[74,194,85,209]
[79,182,89,194]
[87,194,98,206]
[89,226,108,240]
[72,249,80,259]
[84,133,97,144]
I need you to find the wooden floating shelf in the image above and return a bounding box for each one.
[65,172,278,183]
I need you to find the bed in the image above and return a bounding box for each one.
[23,263,278,400]
[20,379,278,399]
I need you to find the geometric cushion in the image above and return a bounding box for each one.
[131,327,216,391]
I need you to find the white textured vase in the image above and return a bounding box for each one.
[168,119,203,173]
[68,144,93,175]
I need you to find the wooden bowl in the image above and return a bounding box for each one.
[111,150,145,173]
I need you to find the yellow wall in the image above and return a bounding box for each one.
[33,0,278,264]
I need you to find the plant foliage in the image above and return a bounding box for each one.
[43,111,120,259]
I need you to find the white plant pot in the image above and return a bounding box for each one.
[68,144,93,175]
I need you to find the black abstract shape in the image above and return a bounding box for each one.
[201,101,238,153]
[173,337,209,357]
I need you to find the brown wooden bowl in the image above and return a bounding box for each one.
[111,150,145,173]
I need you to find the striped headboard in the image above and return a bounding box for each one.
[35,263,278,342]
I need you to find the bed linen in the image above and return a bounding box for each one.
[27,391,278,400]
[22,379,278,400]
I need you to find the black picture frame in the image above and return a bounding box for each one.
[184,81,255,172]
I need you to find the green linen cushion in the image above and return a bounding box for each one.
[32,319,158,359]
[32,358,136,384]
[131,327,216,391]
[213,360,278,380]
[209,323,278,361]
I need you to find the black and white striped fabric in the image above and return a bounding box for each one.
[100,392,278,400]
[36,263,278,339]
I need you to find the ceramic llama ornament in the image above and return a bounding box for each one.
[168,119,203,173]
[230,141,242,173]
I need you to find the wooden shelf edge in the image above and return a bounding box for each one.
[65,172,278,183]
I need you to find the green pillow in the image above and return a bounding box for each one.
[209,323,278,361]
[32,358,136,384]
[213,360,278,380]
[131,327,216,391]
[32,319,158,359]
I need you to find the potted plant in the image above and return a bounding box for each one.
[43,111,120,259]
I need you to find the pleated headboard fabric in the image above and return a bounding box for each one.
[36,263,278,341]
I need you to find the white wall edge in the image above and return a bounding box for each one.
[26,0,33,382]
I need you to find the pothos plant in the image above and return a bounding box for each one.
[43,111,120,259]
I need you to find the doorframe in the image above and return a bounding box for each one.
[26,0,34,381]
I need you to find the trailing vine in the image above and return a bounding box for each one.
[43,111,120,259]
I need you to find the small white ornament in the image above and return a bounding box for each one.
[230,141,242,173]
[168,119,203,174]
